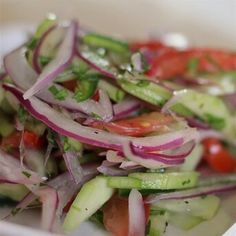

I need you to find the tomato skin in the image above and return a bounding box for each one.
[103,196,129,236]
[202,138,236,173]
[144,203,150,224]
[147,49,186,79]
[103,196,150,236]
[61,80,77,92]
[147,48,236,79]
[91,90,100,101]
[23,131,45,149]
[1,131,44,150]
[91,112,174,137]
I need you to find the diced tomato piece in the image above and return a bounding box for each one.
[147,48,236,79]
[61,80,77,92]
[202,138,236,173]
[103,196,129,236]
[1,131,44,150]
[144,203,150,224]
[91,90,100,101]
[91,112,174,137]
[23,131,45,149]
[103,196,150,236]
[147,49,188,79]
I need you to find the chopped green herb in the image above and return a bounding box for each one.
[22,171,31,178]
[159,210,166,216]
[187,57,199,74]
[71,62,89,77]
[74,79,98,102]
[39,56,51,67]
[204,113,225,130]
[18,107,28,123]
[62,136,70,151]
[26,38,38,50]
[91,112,102,120]
[49,85,68,101]
[47,129,57,146]
[182,179,191,186]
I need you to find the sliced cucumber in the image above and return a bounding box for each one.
[171,89,234,138]
[168,212,203,230]
[107,176,142,189]
[148,212,169,236]
[129,172,199,190]
[118,77,192,116]
[0,184,29,202]
[118,78,171,107]
[98,79,125,102]
[152,195,220,220]
[63,176,114,232]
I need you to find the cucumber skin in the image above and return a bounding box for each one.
[148,213,168,236]
[63,176,114,232]
[107,176,142,189]
[129,172,199,190]
[152,195,220,220]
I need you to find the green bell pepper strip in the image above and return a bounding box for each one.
[82,33,129,54]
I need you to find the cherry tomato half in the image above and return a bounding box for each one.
[202,138,236,173]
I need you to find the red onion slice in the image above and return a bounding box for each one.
[23,20,77,99]
[97,89,114,121]
[37,187,58,231]
[32,26,57,73]
[76,51,116,80]
[97,160,131,176]
[32,25,66,73]
[57,138,83,184]
[122,142,184,168]
[128,189,145,236]
[62,150,83,184]
[120,160,141,170]
[2,192,37,220]
[48,164,99,218]
[221,92,236,110]
[4,46,112,120]
[133,141,195,160]
[106,150,124,163]
[146,183,236,204]
[4,84,198,167]
[113,97,141,120]
[5,84,198,152]
[0,149,46,185]
[186,117,210,129]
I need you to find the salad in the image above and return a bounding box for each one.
[0,16,236,236]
